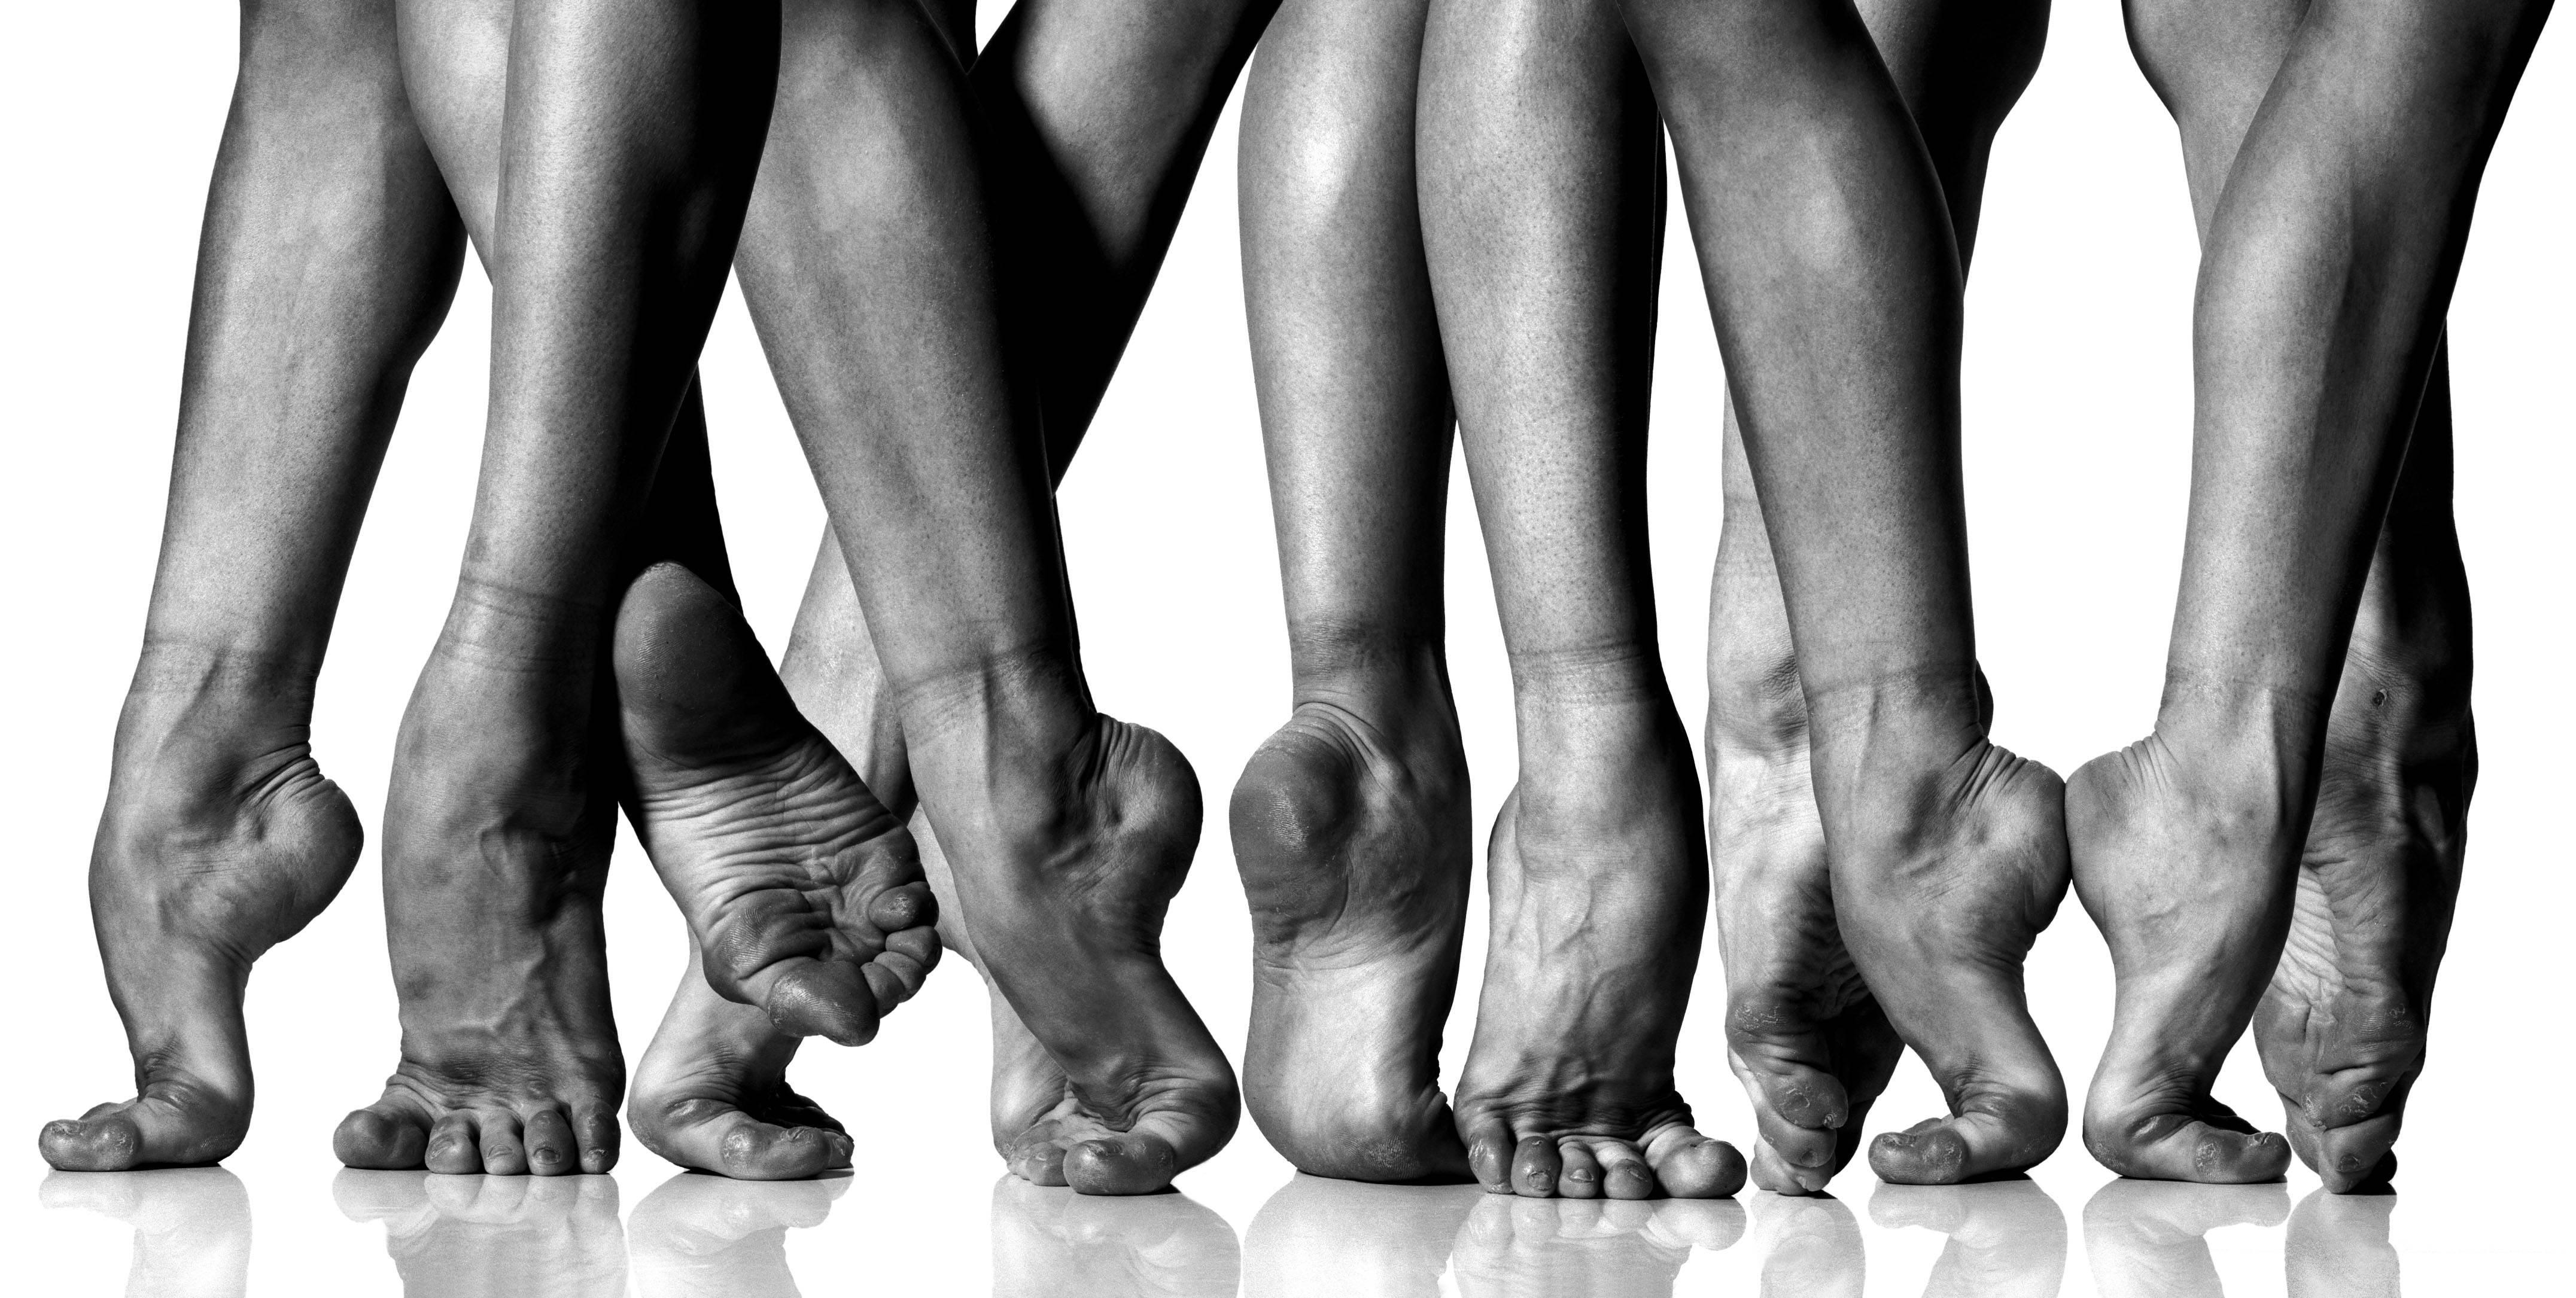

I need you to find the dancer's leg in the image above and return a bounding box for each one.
[2067,0,2545,1183]
[1228,0,1472,1184]
[1617,0,2073,1186]
[334,0,778,1177]
[1421,0,1745,1201]
[2125,0,2478,1193]
[38,0,466,1172]
[1704,0,2049,1194]
[732,0,1237,1196]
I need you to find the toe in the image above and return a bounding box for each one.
[522,1108,577,1177]
[1750,1138,1829,1196]
[2088,1108,2291,1184]
[38,1112,145,1172]
[861,953,930,1011]
[1510,1134,1561,1198]
[478,1111,530,1176]
[1003,1121,1071,1187]
[1462,1120,1515,1193]
[573,1106,621,1174]
[2313,1114,2402,1193]
[1870,1087,2062,1186]
[867,883,936,933]
[763,959,881,1046]
[1646,1129,1748,1199]
[1590,1141,1657,1201]
[1063,1132,1182,1196]
[718,1119,853,1180]
[1555,1141,1603,1199]
[424,1111,482,1175]
[335,1105,431,1171]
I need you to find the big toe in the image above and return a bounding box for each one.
[1064,1133,1182,1196]
[1871,1089,2064,1186]
[1646,1130,1748,1199]
[39,1113,146,1172]
[334,1107,431,1171]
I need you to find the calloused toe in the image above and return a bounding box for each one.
[2093,1111,2291,1183]
[1511,1135,1562,1198]
[523,1108,577,1175]
[1649,1132,1748,1199]
[1592,1142,1657,1201]
[723,1122,852,1180]
[1064,1133,1182,1196]
[478,1112,530,1176]
[38,1113,145,1172]
[1871,1096,2060,1186]
[764,961,881,1046]
[334,1107,431,1170]
[1464,1122,1514,1192]
[1557,1142,1604,1198]
[425,1111,482,1174]
[573,1108,619,1174]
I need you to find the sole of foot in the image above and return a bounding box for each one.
[2253,645,2469,1193]
[939,711,1237,1195]
[1230,699,1474,1183]
[1824,732,2072,1186]
[1451,719,1745,1200]
[615,563,941,1046]
[1708,721,1902,1196]
[628,945,854,1181]
[2068,733,2301,1184]
[41,674,364,1171]
[331,626,629,1177]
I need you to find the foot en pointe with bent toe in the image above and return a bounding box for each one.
[1803,672,2074,1188]
[1231,648,1476,1184]
[42,650,363,1171]
[1452,689,1744,1201]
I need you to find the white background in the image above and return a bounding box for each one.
[3,2,2569,1294]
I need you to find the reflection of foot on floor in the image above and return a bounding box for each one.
[628,1171,846,1298]
[1450,1195,1745,1297]
[2285,1187,2399,1298]
[2082,1179,2289,1298]
[334,1169,626,1298]
[41,1167,253,1298]
[1750,1194,1865,1298]
[1243,1174,1482,1298]
[989,1177,1240,1298]
[1869,1180,2067,1298]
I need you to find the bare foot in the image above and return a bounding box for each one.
[1453,701,1744,1201]
[41,1167,253,1298]
[628,944,852,1181]
[1243,1174,1482,1297]
[614,563,941,1045]
[628,1169,846,1298]
[2253,640,2469,1193]
[989,1177,1242,1298]
[41,657,362,1169]
[1708,666,1900,1195]
[332,595,628,1177]
[1870,1180,2069,1298]
[335,1169,628,1297]
[1811,688,2072,1186]
[2069,696,2309,1183]
[1231,690,1473,1183]
[911,693,1240,1196]
[2080,1180,2289,1298]
[1451,1196,1745,1295]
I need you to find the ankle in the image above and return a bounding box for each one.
[1706,647,1808,764]
[108,651,323,830]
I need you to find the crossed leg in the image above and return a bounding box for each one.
[1228,0,1475,1183]
[1419,0,1745,1201]
[38,0,467,1172]
[628,0,1284,1182]
[1701,0,2054,1192]
[1614,0,2076,1191]
[2067,0,2543,1184]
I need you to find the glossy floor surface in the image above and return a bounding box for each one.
[15,1136,2566,1296]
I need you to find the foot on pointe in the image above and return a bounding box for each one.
[2069,720,2305,1184]
[615,562,941,1047]
[1707,675,1901,1196]
[628,943,853,1181]
[1814,700,2073,1186]
[2253,641,2468,1195]
[1231,694,1474,1183]
[932,705,1237,1195]
[331,604,628,1177]
[1451,711,1745,1202]
[41,662,363,1171]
